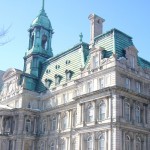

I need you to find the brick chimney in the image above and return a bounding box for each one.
[88,14,105,44]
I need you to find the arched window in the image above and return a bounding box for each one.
[136,137,141,150]
[25,119,31,133]
[125,135,130,150]
[42,35,48,50]
[135,105,140,123]
[87,136,93,150]
[125,102,130,121]
[51,117,57,131]
[87,104,94,122]
[98,134,105,150]
[99,102,106,121]
[50,142,55,150]
[42,119,47,134]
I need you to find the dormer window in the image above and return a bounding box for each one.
[45,79,52,88]
[130,55,135,69]
[42,35,48,50]
[93,55,99,68]
[65,70,73,81]
[55,74,62,85]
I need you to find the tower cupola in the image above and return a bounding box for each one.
[24,0,53,78]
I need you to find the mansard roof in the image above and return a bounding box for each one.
[94,28,150,69]
[37,42,89,92]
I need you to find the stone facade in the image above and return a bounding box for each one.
[0,1,150,150]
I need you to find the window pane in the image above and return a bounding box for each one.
[125,103,130,121]
[99,103,106,120]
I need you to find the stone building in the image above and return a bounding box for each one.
[0,1,150,150]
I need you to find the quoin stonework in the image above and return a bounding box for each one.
[0,1,150,150]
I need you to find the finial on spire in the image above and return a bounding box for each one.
[42,0,45,10]
[79,33,83,42]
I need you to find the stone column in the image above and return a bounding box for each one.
[32,141,35,150]
[93,100,96,123]
[33,117,37,134]
[69,110,73,129]
[1,116,4,134]
[0,139,2,150]
[108,97,111,119]
[16,139,23,150]
[132,101,135,123]
[67,137,70,150]
[105,130,108,150]
[81,103,85,124]
[80,134,83,150]
[18,114,24,134]
[106,98,109,118]
[122,131,125,150]
[77,103,81,125]
[57,112,61,132]
[12,140,16,150]
[77,134,81,150]
[47,115,50,134]
[133,134,136,150]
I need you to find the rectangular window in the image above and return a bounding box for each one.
[105,75,110,87]
[93,55,99,68]
[99,78,104,89]
[136,82,141,93]
[130,55,135,68]
[125,78,131,89]
[87,81,93,93]
[63,93,67,103]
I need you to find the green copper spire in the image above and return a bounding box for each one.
[42,0,45,10]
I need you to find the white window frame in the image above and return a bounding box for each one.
[62,115,67,130]
[136,137,141,150]
[25,119,31,133]
[50,142,55,150]
[130,55,135,69]
[125,135,131,150]
[42,119,47,134]
[87,81,93,93]
[62,93,67,103]
[98,134,105,150]
[99,77,104,89]
[99,102,106,121]
[105,75,111,87]
[51,117,57,131]
[136,82,141,93]
[87,104,94,122]
[93,55,99,68]
[87,136,93,150]
[135,105,140,123]
[124,102,130,121]
[125,78,131,89]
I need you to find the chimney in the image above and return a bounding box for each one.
[88,14,105,44]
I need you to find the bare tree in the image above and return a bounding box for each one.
[0,26,11,46]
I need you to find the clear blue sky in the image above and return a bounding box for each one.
[0,0,150,71]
